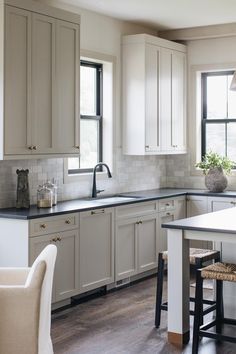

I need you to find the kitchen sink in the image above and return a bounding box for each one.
[92,196,140,203]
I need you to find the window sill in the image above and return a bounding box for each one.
[63,169,110,183]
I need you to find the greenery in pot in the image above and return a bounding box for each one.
[196,151,235,175]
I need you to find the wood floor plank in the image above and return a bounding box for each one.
[51,276,236,354]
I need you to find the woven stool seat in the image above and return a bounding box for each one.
[162,248,219,265]
[201,262,236,282]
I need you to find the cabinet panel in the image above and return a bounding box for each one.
[174,197,186,220]
[31,13,55,153]
[138,214,158,272]
[115,218,137,281]
[208,197,236,212]
[29,230,79,303]
[187,196,210,249]
[145,44,160,152]
[4,6,31,155]
[54,230,79,302]
[79,208,114,292]
[158,211,175,253]
[55,20,80,154]
[171,51,186,151]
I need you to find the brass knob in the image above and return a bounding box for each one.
[33,146,37,150]
[166,212,171,216]
[40,224,46,229]
[28,146,33,150]
[57,237,62,242]
[166,203,170,206]
[65,220,71,224]
[75,146,80,150]
[139,220,143,224]
[52,237,57,242]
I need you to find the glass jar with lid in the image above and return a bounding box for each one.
[44,180,57,206]
[37,185,53,208]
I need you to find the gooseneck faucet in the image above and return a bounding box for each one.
[92,163,112,198]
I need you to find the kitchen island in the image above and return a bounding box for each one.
[162,207,236,346]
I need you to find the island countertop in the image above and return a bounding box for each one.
[162,206,236,234]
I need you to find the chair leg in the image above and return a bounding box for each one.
[155,253,165,328]
[216,279,223,334]
[194,258,204,326]
[192,270,203,354]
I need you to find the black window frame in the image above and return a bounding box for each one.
[201,70,236,160]
[68,60,103,174]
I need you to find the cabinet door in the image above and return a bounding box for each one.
[171,51,186,152]
[80,208,114,292]
[54,230,79,302]
[158,211,175,253]
[29,230,79,303]
[115,217,138,281]
[160,48,172,152]
[29,233,56,303]
[187,196,209,249]
[5,6,32,155]
[31,13,56,154]
[138,214,158,273]
[208,197,236,212]
[145,44,161,153]
[55,20,80,154]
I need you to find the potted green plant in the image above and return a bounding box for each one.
[196,152,235,192]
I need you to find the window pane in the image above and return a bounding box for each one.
[80,66,96,115]
[206,123,225,155]
[228,75,236,118]
[207,76,227,118]
[227,123,236,161]
[80,119,99,169]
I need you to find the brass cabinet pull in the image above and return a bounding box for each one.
[136,220,142,224]
[145,145,150,148]
[33,146,37,150]
[91,209,105,215]
[57,237,62,242]
[166,212,171,216]
[40,224,46,229]
[28,146,33,150]
[65,220,71,224]
[75,146,80,150]
[230,201,236,205]
[51,237,57,242]
[166,203,170,206]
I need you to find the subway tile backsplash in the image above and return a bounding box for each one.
[0,148,166,208]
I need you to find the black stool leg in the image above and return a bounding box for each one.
[216,279,223,335]
[194,258,204,326]
[192,270,203,354]
[155,253,165,328]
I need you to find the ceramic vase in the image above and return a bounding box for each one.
[205,167,228,193]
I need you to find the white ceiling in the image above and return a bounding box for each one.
[62,0,236,30]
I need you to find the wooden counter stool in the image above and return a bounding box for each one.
[155,248,220,328]
[192,262,236,354]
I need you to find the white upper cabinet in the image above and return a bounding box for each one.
[1,0,80,159]
[122,34,187,155]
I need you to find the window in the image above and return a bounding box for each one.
[68,61,103,174]
[201,71,236,161]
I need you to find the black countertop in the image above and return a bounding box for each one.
[2,188,236,220]
[162,207,236,234]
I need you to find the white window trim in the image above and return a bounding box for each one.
[189,62,236,177]
[64,50,116,184]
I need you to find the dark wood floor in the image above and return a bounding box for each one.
[51,276,236,354]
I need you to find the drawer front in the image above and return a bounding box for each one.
[116,201,158,219]
[159,199,175,212]
[29,213,79,237]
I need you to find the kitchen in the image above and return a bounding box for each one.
[0,1,236,353]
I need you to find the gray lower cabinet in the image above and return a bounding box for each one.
[29,229,79,303]
[115,213,159,281]
[79,208,114,293]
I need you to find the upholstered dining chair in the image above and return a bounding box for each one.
[0,244,57,354]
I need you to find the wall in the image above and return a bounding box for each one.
[166,36,236,190]
[0,0,166,208]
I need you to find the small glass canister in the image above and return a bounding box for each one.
[44,180,57,206]
[37,185,53,208]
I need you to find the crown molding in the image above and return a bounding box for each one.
[159,22,236,41]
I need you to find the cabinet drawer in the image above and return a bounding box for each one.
[29,213,79,237]
[159,199,175,212]
[116,201,158,219]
